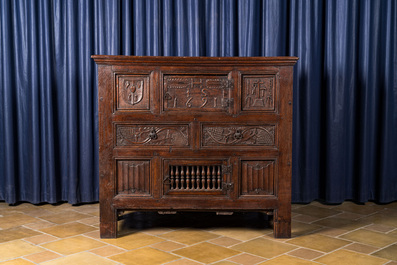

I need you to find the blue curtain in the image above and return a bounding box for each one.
[1,0,396,204]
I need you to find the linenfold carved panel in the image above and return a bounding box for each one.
[116,124,189,146]
[117,75,149,110]
[240,161,275,196]
[202,125,275,146]
[242,75,276,111]
[117,160,150,195]
[163,75,233,111]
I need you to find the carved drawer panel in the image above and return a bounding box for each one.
[117,160,151,196]
[163,159,231,196]
[116,124,189,147]
[116,75,150,111]
[242,75,277,112]
[240,160,275,196]
[162,74,233,112]
[202,124,276,147]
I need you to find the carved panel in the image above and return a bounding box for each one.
[202,125,275,146]
[242,75,276,111]
[163,75,233,111]
[117,160,150,195]
[116,124,189,146]
[117,75,149,110]
[240,161,275,196]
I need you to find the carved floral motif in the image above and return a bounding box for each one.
[117,125,189,146]
[202,125,275,146]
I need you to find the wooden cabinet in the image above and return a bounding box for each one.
[92,56,298,238]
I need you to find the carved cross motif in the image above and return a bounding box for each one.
[243,76,275,111]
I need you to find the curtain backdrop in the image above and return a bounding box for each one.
[1,0,396,204]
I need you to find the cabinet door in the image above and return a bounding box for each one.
[162,159,232,197]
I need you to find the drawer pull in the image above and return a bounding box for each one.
[234,129,243,140]
[149,129,158,140]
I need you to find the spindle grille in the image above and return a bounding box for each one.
[168,165,223,191]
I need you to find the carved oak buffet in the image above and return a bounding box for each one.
[92,56,298,238]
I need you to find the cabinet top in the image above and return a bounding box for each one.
[91,55,298,66]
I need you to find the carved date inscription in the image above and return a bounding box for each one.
[202,125,275,146]
[117,75,149,110]
[242,76,275,111]
[163,75,233,111]
[117,125,189,146]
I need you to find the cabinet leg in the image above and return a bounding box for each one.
[273,209,291,238]
[100,207,117,238]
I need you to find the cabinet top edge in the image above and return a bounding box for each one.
[91,55,299,66]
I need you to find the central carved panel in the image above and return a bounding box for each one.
[163,75,232,111]
[116,125,189,146]
[202,125,276,146]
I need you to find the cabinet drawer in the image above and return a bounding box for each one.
[116,124,190,147]
[201,124,276,147]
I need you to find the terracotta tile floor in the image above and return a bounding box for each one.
[0,201,397,264]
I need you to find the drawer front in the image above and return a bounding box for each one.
[116,160,151,196]
[239,160,276,197]
[202,124,276,147]
[116,74,150,111]
[162,74,233,113]
[116,124,190,147]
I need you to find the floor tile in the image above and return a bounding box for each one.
[315,249,388,265]
[209,236,242,247]
[24,234,58,245]
[258,255,319,265]
[152,241,186,252]
[89,245,126,257]
[343,243,379,254]
[211,227,270,241]
[372,244,397,261]
[24,250,62,263]
[142,227,174,236]
[317,227,349,237]
[333,202,381,215]
[39,211,91,224]
[0,213,37,229]
[39,222,96,238]
[227,253,266,265]
[291,205,341,218]
[363,213,397,228]
[102,232,164,250]
[22,219,55,230]
[290,221,322,237]
[110,247,179,265]
[287,234,350,252]
[77,216,99,226]
[0,259,36,265]
[312,217,369,230]
[292,214,321,223]
[160,228,219,245]
[41,252,117,265]
[41,235,105,255]
[0,240,43,261]
[165,259,203,265]
[288,248,324,260]
[212,261,239,265]
[341,229,397,248]
[174,242,240,264]
[0,227,41,243]
[231,238,296,259]
[365,224,396,233]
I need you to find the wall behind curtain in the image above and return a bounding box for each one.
[1,0,396,204]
